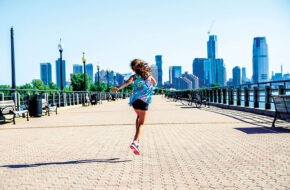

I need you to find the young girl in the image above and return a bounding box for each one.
[112,59,157,155]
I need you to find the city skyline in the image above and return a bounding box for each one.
[1,0,290,86]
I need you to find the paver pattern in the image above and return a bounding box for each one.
[0,95,289,190]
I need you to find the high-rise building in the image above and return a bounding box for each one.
[151,64,158,85]
[169,66,182,85]
[182,72,199,89]
[174,77,192,90]
[40,63,52,85]
[242,67,246,84]
[207,35,217,59]
[193,58,207,87]
[73,64,83,74]
[233,66,241,85]
[56,58,66,89]
[215,59,226,86]
[85,64,94,83]
[155,55,163,86]
[252,37,269,83]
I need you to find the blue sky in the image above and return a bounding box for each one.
[1,0,290,85]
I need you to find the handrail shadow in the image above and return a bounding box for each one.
[1,158,132,168]
[203,107,290,132]
[234,127,290,134]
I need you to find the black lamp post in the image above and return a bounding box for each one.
[58,39,64,91]
[97,65,100,91]
[82,52,87,91]
[106,69,110,91]
[10,27,16,91]
[114,73,116,87]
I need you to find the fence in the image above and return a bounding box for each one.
[166,79,290,111]
[0,89,131,110]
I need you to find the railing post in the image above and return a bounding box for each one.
[236,88,241,106]
[253,87,259,108]
[217,88,221,103]
[213,89,217,103]
[265,85,271,110]
[24,94,30,107]
[63,93,67,106]
[57,93,61,107]
[222,88,227,104]
[210,89,213,102]
[244,87,249,107]
[278,85,286,95]
[72,93,75,105]
[68,93,71,106]
[228,88,234,105]
[0,92,4,101]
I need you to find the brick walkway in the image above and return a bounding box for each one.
[0,95,289,190]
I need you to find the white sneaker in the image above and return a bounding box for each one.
[130,142,140,155]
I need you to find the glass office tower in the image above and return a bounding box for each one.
[252,37,269,83]
[40,63,52,85]
[155,55,163,86]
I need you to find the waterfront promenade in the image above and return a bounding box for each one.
[0,95,289,190]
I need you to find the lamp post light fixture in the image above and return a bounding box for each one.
[58,39,64,91]
[82,52,87,92]
[97,64,100,91]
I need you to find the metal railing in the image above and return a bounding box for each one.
[166,79,290,111]
[0,89,131,110]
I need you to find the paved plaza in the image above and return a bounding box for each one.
[0,95,289,190]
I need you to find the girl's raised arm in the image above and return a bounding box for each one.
[112,75,135,92]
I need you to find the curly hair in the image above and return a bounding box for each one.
[130,59,152,79]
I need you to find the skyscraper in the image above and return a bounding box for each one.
[169,66,182,85]
[85,63,94,83]
[252,37,269,83]
[40,63,52,85]
[155,55,163,86]
[207,35,217,59]
[233,66,241,85]
[174,77,192,90]
[56,58,66,89]
[73,64,83,74]
[215,59,226,86]
[193,58,207,87]
[242,67,246,84]
[151,64,158,85]
[182,72,199,89]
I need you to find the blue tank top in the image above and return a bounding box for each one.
[129,75,155,105]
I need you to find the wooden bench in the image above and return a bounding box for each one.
[0,100,29,124]
[272,95,290,127]
[41,99,57,116]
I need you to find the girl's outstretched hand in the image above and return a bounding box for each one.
[112,87,119,92]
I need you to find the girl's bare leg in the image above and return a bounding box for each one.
[133,109,146,141]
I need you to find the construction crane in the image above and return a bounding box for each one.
[208,20,215,36]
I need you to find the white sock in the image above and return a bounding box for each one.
[133,140,139,145]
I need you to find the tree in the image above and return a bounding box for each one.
[211,83,221,87]
[100,82,108,92]
[71,73,91,91]
[32,79,46,90]
[19,83,33,90]
[48,82,59,90]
